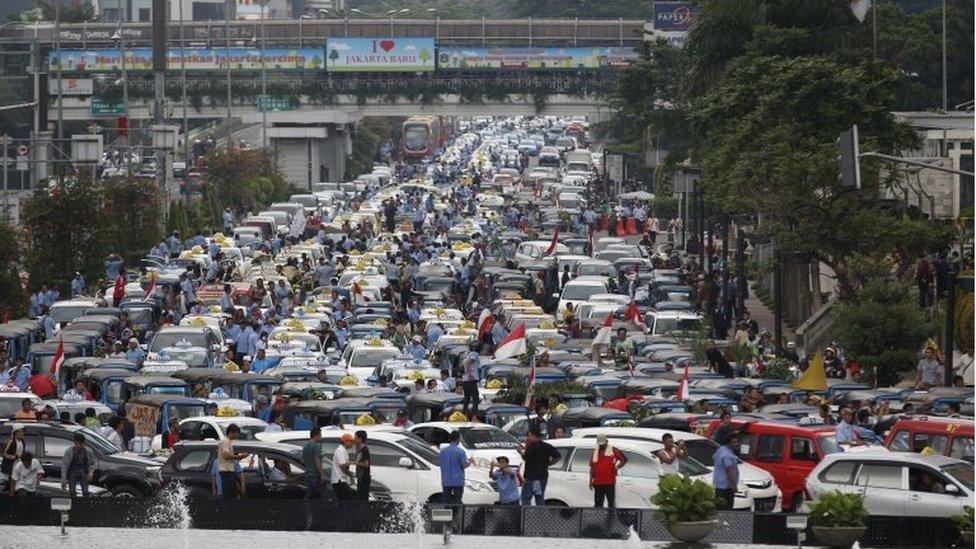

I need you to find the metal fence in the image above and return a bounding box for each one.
[0,495,963,547]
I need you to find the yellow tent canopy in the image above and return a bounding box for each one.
[791,353,828,392]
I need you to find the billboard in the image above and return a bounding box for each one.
[653,2,698,32]
[48,78,93,95]
[437,47,636,70]
[326,38,435,72]
[48,48,325,72]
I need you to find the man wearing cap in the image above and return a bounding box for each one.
[331,433,356,500]
[125,338,145,366]
[589,434,627,508]
[712,428,739,510]
[406,336,427,360]
[109,340,126,358]
[253,395,271,422]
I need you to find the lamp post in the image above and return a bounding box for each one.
[387,8,409,35]
[260,0,268,149]
[299,14,310,49]
[179,0,189,167]
[112,4,130,176]
[225,0,233,144]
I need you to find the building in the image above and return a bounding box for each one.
[889,111,975,219]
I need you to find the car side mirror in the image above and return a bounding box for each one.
[398,457,414,469]
[945,483,960,495]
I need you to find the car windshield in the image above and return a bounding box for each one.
[487,411,528,429]
[221,424,265,441]
[351,348,402,368]
[677,456,710,477]
[653,318,700,335]
[79,428,120,455]
[148,386,190,396]
[562,284,606,300]
[398,435,441,464]
[942,463,974,490]
[49,304,92,324]
[459,427,521,450]
[819,434,843,455]
[682,439,719,467]
[150,331,208,352]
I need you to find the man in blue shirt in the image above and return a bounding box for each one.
[405,336,427,360]
[438,430,471,504]
[426,323,444,347]
[835,408,865,446]
[250,348,275,374]
[125,338,145,365]
[489,456,520,505]
[70,272,86,297]
[711,427,739,510]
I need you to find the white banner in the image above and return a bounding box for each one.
[48,78,93,96]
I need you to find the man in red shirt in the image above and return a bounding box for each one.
[589,434,627,508]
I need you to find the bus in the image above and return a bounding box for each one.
[401,115,444,161]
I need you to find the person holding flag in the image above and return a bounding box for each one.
[111,272,126,307]
[623,301,647,333]
[591,313,614,360]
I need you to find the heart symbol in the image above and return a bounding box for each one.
[379,40,395,52]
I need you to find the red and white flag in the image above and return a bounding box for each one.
[144,276,156,300]
[523,356,536,408]
[592,312,614,347]
[112,274,126,306]
[477,308,495,342]
[543,229,559,257]
[351,282,370,306]
[850,0,871,23]
[624,301,647,332]
[50,335,65,378]
[676,364,690,401]
[493,323,527,360]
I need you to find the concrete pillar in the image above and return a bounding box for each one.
[319,123,350,184]
[267,126,328,191]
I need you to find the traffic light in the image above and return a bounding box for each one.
[837,125,861,189]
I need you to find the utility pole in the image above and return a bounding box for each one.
[944,271,956,386]
[260,0,268,149]
[226,0,233,144]
[31,22,40,188]
[940,0,948,154]
[54,1,63,144]
[773,251,783,354]
[179,0,189,167]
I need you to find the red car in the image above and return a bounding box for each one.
[707,420,844,511]
[883,416,974,463]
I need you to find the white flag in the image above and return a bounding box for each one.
[850,0,871,23]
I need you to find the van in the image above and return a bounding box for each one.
[242,216,278,241]
[884,417,974,463]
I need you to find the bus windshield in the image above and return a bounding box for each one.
[404,126,430,151]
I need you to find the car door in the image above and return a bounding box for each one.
[786,436,819,508]
[905,465,967,518]
[753,434,789,501]
[370,441,425,501]
[39,433,73,480]
[170,448,216,497]
[551,447,597,506]
[179,421,202,442]
[853,462,906,515]
[260,452,307,500]
[615,450,660,508]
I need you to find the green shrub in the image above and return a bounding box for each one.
[808,491,868,527]
[951,505,974,533]
[650,474,722,524]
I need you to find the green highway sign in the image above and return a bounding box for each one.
[257,95,294,112]
[90,97,125,116]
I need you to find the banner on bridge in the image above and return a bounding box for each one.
[652,1,698,47]
[325,38,435,72]
[436,47,637,70]
[48,48,325,72]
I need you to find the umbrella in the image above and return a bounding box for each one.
[619,191,655,200]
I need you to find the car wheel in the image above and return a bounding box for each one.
[110,483,144,498]
[427,494,443,504]
[544,499,567,506]
[790,492,803,512]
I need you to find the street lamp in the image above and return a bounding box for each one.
[299,14,311,48]
[388,8,409,35]
[259,0,268,149]
[178,0,189,167]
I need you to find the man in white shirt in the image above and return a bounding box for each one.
[10,451,43,495]
[103,417,124,450]
[655,433,686,476]
[331,433,356,500]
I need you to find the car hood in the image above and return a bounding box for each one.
[105,451,165,467]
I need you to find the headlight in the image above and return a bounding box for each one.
[465,480,492,492]
[745,480,771,490]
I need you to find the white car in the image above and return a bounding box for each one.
[557,279,609,316]
[151,415,268,450]
[341,340,405,384]
[571,427,782,512]
[409,422,523,467]
[649,311,703,337]
[257,429,498,504]
[806,451,974,517]
[543,438,755,509]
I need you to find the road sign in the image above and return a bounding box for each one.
[90,97,125,116]
[257,95,293,112]
[607,154,625,183]
[15,144,28,171]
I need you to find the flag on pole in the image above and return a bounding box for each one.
[543,229,559,257]
[523,356,537,408]
[477,307,495,342]
[493,323,527,360]
[850,0,871,22]
[624,301,647,332]
[791,353,828,391]
[587,224,595,257]
[676,364,690,401]
[592,312,614,347]
[351,281,370,306]
[50,335,65,378]
[112,274,126,306]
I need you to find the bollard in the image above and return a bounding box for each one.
[431,508,453,545]
[50,498,72,535]
[786,515,808,549]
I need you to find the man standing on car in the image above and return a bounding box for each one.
[589,434,627,508]
[518,426,561,505]
[302,427,325,500]
[712,428,739,510]
[460,342,481,419]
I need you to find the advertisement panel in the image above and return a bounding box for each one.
[437,46,636,70]
[48,77,94,95]
[653,1,698,32]
[326,38,435,72]
[49,48,324,72]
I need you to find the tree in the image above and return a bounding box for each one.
[195,147,293,215]
[833,262,935,386]
[418,48,432,66]
[0,224,26,318]
[690,51,952,298]
[102,176,163,264]
[21,177,107,293]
